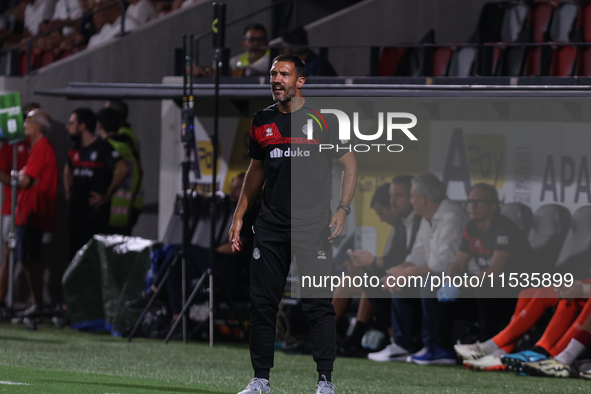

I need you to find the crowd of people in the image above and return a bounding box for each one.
[332,172,591,380]
[0,100,143,315]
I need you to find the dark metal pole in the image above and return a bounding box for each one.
[6,143,17,308]
[210,1,226,348]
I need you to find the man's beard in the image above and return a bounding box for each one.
[272,85,296,103]
[70,133,81,143]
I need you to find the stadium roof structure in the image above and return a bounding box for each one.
[35,76,591,100]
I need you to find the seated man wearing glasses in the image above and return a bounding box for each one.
[433,183,532,366]
[229,23,269,76]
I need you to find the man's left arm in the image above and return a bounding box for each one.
[329,151,357,242]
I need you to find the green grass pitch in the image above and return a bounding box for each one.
[0,322,589,393]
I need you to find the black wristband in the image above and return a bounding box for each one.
[337,205,351,215]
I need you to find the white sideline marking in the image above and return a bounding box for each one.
[0,381,30,385]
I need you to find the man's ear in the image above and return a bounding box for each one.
[296,76,305,89]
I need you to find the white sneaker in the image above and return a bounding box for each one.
[454,342,490,361]
[463,354,507,371]
[237,378,271,394]
[367,339,411,362]
[407,347,428,363]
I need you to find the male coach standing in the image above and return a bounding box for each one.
[229,54,357,394]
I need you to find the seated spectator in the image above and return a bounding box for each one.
[2,0,55,48]
[15,109,58,314]
[171,0,195,11]
[33,0,82,52]
[431,183,530,367]
[383,173,469,365]
[0,0,28,39]
[191,23,270,77]
[125,0,155,28]
[281,26,337,77]
[58,0,95,51]
[230,23,269,76]
[87,0,138,49]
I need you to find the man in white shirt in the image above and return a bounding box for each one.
[24,0,56,35]
[383,173,469,365]
[87,0,137,49]
[125,0,155,28]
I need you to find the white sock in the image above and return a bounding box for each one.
[482,339,499,354]
[555,339,585,365]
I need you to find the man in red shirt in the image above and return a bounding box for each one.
[0,139,29,307]
[15,109,58,313]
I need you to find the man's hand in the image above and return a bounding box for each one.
[228,218,243,252]
[89,191,108,209]
[347,249,374,267]
[555,280,590,301]
[328,209,347,243]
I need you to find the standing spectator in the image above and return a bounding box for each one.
[95,107,140,235]
[103,99,143,233]
[0,140,29,307]
[383,173,469,365]
[14,109,58,313]
[281,26,337,77]
[64,107,129,259]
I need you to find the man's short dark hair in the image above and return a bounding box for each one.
[273,53,306,78]
[96,107,121,133]
[73,108,96,133]
[392,174,413,192]
[106,99,128,122]
[243,23,267,37]
[371,183,391,209]
[281,26,309,55]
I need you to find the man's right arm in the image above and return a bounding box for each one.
[229,159,265,251]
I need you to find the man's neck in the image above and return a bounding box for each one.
[81,131,97,148]
[475,215,494,232]
[29,133,43,146]
[423,202,441,221]
[401,209,414,221]
[278,96,304,114]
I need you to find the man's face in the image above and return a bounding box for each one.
[242,28,268,58]
[389,182,413,218]
[230,177,244,204]
[270,61,303,103]
[466,187,496,222]
[66,113,81,137]
[409,184,426,217]
[23,113,37,138]
[372,202,395,225]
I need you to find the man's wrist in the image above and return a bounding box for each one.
[337,205,351,215]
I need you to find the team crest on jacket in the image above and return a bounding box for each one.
[253,247,261,260]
